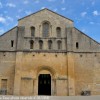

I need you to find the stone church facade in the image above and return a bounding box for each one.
[0,8,100,96]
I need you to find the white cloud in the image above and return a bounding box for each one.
[23,0,29,4]
[48,0,55,2]
[81,12,87,17]
[41,7,46,9]
[0,29,4,34]
[16,15,20,19]
[97,23,100,25]
[25,11,32,15]
[4,11,8,14]
[86,7,89,10]
[0,17,6,24]
[92,1,95,5]
[90,22,94,25]
[0,2,3,8]
[81,29,86,33]
[61,7,66,10]
[6,3,16,8]
[82,2,85,6]
[0,14,3,17]
[18,9,23,13]
[93,10,99,16]
[6,16,13,22]
[35,0,40,3]
[53,8,58,12]
[62,0,65,3]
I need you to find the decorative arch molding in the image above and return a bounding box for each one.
[36,66,57,79]
[39,40,43,49]
[57,40,62,50]
[30,26,35,37]
[39,20,52,37]
[48,40,53,49]
[56,27,61,37]
[41,20,51,25]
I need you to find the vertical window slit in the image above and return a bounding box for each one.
[76,42,79,49]
[30,40,34,49]
[57,40,62,50]
[39,40,43,50]
[56,27,61,37]
[11,40,14,47]
[48,40,52,49]
[31,26,35,37]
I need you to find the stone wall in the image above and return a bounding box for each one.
[0,27,17,51]
[0,9,100,96]
[18,9,73,38]
[13,52,68,96]
[74,53,100,95]
[0,52,16,95]
[17,9,73,51]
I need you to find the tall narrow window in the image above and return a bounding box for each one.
[31,26,35,37]
[11,40,14,47]
[30,40,34,49]
[56,27,61,37]
[42,22,49,37]
[57,40,62,50]
[76,42,79,49]
[39,40,43,50]
[48,40,52,49]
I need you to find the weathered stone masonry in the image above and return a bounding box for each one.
[0,8,100,96]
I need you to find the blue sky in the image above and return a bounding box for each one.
[0,0,100,43]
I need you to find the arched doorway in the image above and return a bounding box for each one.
[38,74,51,95]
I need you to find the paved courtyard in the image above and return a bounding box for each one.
[0,96,100,100]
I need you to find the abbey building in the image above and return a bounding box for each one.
[0,8,100,96]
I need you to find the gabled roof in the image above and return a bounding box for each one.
[0,26,17,37]
[74,27,100,45]
[18,8,73,22]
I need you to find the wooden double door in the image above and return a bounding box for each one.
[38,74,51,95]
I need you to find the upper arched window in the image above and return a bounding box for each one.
[39,40,43,50]
[56,27,61,37]
[42,22,49,37]
[48,40,52,49]
[31,26,35,37]
[57,40,62,50]
[30,40,34,49]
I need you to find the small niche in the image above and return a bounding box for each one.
[64,53,67,55]
[3,54,5,56]
[80,55,82,57]
[44,54,46,56]
[33,55,35,56]
[55,54,57,57]
[3,52,6,56]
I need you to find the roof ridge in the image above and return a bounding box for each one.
[74,27,100,45]
[0,26,17,37]
[18,8,73,22]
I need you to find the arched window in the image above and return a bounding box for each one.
[48,40,52,49]
[31,26,35,37]
[57,40,62,50]
[30,40,34,49]
[56,27,61,37]
[42,22,49,37]
[39,40,43,50]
